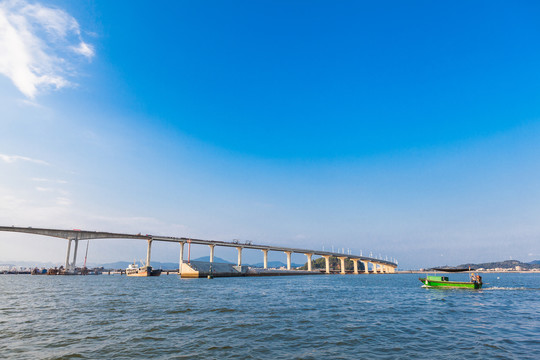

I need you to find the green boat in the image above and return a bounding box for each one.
[419,273,482,289]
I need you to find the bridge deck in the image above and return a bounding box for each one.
[0,226,397,267]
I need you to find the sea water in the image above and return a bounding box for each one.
[0,273,538,359]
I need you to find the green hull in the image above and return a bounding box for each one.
[419,277,481,289]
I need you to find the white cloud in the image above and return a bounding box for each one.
[32,178,67,184]
[0,153,49,165]
[35,186,69,195]
[72,41,93,57]
[55,197,71,206]
[0,0,94,98]
[35,186,53,192]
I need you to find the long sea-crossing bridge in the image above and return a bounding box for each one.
[0,226,397,275]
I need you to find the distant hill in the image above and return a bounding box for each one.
[297,256,365,271]
[453,260,540,270]
[100,257,234,269]
[193,256,233,264]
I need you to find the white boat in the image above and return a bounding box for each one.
[125,262,161,277]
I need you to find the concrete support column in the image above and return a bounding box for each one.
[305,253,313,271]
[146,239,152,267]
[71,239,79,268]
[65,239,72,270]
[361,261,369,274]
[209,245,215,263]
[178,242,184,274]
[237,247,242,266]
[323,255,331,274]
[262,249,268,269]
[285,251,292,270]
[372,263,378,274]
[338,257,347,274]
[352,259,359,274]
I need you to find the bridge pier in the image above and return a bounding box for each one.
[262,249,268,269]
[65,239,72,270]
[209,244,215,263]
[146,239,152,267]
[285,251,292,270]
[237,247,242,266]
[338,256,347,274]
[305,253,313,271]
[178,242,184,275]
[361,260,368,274]
[323,255,331,274]
[71,239,79,269]
[352,259,359,274]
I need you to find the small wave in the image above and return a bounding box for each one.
[210,308,236,313]
[207,345,233,350]
[166,308,191,314]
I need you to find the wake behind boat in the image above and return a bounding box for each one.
[126,262,161,277]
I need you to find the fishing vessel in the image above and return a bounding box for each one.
[125,262,161,277]
[419,269,482,289]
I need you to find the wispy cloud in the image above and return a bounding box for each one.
[32,177,67,184]
[0,153,49,165]
[35,186,68,195]
[35,186,53,192]
[55,197,71,206]
[0,0,94,98]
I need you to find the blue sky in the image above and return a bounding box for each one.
[1,0,539,269]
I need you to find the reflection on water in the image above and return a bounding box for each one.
[0,273,538,359]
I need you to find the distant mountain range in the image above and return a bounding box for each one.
[7,258,537,271]
[190,257,303,268]
[96,257,302,269]
[435,260,540,270]
[194,256,233,264]
[1,256,301,270]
